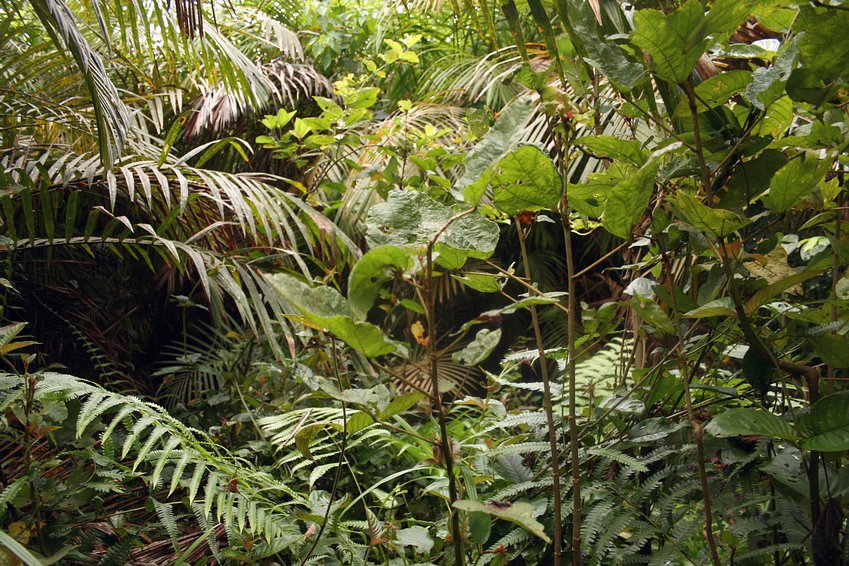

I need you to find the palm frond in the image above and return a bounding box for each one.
[418,45,529,107]
[184,59,332,138]
[27,0,130,167]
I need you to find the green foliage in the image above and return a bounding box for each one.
[3,0,849,563]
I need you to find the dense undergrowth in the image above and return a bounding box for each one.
[1,0,848,564]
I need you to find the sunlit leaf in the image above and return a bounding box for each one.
[453,499,551,543]
[348,246,413,320]
[269,274,397,357]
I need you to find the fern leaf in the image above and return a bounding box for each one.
[187,463,207,504]
[152,499,181,553]
[169,450,192,496]
[586,446,649,473]
[132,423,169,471]
[121,414,156,459]
[150,436,182,489]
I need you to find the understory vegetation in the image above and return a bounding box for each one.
[1,0,849,564]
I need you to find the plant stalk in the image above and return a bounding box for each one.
[683,78,713,202]
[657,243,721,566]
[556,115,582,566]
[515,220,563,565]
[424,244,464,565]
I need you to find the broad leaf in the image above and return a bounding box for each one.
[469,512,491,546]
[457,95,535,199]
[744,39,799,110]
[378,391,426,420]
[673,71,753,117]
[705,408,796,440]
[670,193,749,238]
[574,136,648,167]
[745,269,824,313]
[762,153,832,213]
[809,334,849,369]
[348,245,413,320]
[800,392,849,451]
[453,500,551,543]
[452,328,501,366]
[566,0,644,90]
[365,189,499,269]
[490,146,562,214]
[631,0,708,85]
[633,0,753,85]
[493,454,534,483]
[796,6,849,85]
[684,297,737,318]
[269,274,397,357]
[603,160,659,239]
[451,272,505,293]
[395,526,434,553]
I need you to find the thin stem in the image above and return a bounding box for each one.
[657,242,721,566]
[556,117,581,566]
[573,241,628,279]
[482,259,571,317]
[425,215,467,564]
[683,78,713,201]
[515,220,563,565]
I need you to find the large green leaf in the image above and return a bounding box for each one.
[453,500,551,543]
[451,272,505,293]
[602,160,659,239]
[744,40,799,110]
[452,328,501,366]
[745,269,825,314]
[457,95,535,201]
[566,0,644,90]
[348,245,413,320]
[365,190,499,269]
[395,526,434,554]
[269,274,397,357]
[669,193,749,238]
[574,136,648,167]
[705,408,796,440]
[672,71,753,117]
[762,153,832,213]
[493,454,533,483]
[568,165,626,218]
[631,0,708,84]
[490,146,562,214]
[684,297,737,318]
[809,334,849,370]
[796,6,849,85]
[800,392,849,451]
[632,0,752,85]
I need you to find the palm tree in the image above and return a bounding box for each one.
[0,0,355,388]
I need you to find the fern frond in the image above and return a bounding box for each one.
[152,499,181,552]
[7,371,307,552]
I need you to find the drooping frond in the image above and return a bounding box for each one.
[27,0,130,167]
[418,45,532,108]
[185,59,333,138]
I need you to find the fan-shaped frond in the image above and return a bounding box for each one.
[418,45,532,107]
